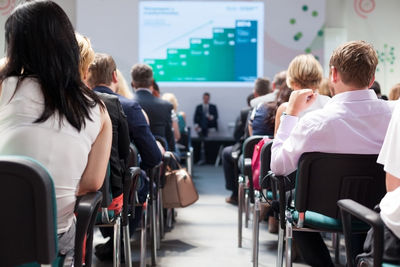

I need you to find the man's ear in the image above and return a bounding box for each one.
[330,66,338,84]
[112,70,118,83]
[368,76,375,89]
[131,81,135,88]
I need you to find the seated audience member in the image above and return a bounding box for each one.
[271,41,394,267]
[319,77,333,97]
[389,83,400,100]
[76,32,129,207]
[116,69,133,99]
[131,64,176,152]
[88,54,162,170]
[355,101,400,265]
[0,0,112,255]
[162,92,186,142]
[194,92,219,137]
[152,79,161,98]
[223,93,254,205]
[370,80,388,100]
[250,71,286,108]
[274,54,330,134]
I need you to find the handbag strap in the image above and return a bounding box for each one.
[166,152,183,170]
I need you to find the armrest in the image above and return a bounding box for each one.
[243,158,252,177]
[74,191,103,267]
[122,167,142,227]
[338,199,384,267]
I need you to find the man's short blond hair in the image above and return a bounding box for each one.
[286,54,323,89]
[75,33,95,80]
[329,41,378,89]
[130,63,154,88]
[87,53,116,88]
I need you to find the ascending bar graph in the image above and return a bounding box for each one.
[139,1,264,85]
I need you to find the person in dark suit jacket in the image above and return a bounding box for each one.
[87,53,162,171]
[131,63,176,152]
[194,92,218,137]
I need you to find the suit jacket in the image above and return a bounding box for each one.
[94,86,162,170]
[233,107,251,142]
[133,89,176,151]
[96,92,130,196]
[194,103,218,136]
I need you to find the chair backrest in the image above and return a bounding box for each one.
[295,153,386,219]
[259,140,273,189]
[0,156,57,266]
[128,143,139,168]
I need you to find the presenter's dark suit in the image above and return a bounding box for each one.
[133,89,176,152]
[94,86,162,170]
[194,103,218,137]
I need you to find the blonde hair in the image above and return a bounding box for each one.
[116,69,133,99]
[319,78,332,97]
[389,83,400,100]
[286,54,323,90]
[162,93,178,112]
[75,32,95,80]
[329,41,378,88]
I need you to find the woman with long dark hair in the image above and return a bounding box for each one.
[0,0,112,254]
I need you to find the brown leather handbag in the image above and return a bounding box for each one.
[162,154,199,208]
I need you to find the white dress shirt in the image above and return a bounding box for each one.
[271,89,394,175]
[377,101,400,238]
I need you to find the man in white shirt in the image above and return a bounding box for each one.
[271,41,394,266]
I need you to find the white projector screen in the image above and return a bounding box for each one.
[139,1,264,87]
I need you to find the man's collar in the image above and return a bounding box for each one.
[330,89,378,103]
[93,86,115,95]
[136,88,153,95]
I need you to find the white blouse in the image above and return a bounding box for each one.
[0,77,101,234]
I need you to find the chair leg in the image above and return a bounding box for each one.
[123,224,132,267]
[140,200,148,267]
[333,233,340,264]
[238,177,244,248]
[156,190,161,250]
[252,197,260,267]
[245,190,250,228]
[159,189,165,239]
[113,216,121,267]
[166,208,173,228]
[285,220,293,267]
[186,151,192,176]
[151,198,157,266]
[277,224,284,267]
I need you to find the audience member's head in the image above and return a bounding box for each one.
[152,80,160,97]
[389,83,400,100]
[131,63,153,89]
[329,41,378,94]
[254,77,271,97]
[272,71,287,91]
[369,80,382,97]
[162,93,178,112]
[246,93,255,107]
[87,53,117,90]
[115,69,133,99]
[319,78,333,97]
[75,32,95,83]
[1,0,102,131]
[286,54,323,90]
[203,92,210,104]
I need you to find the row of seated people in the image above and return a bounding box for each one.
[223,40,400,266]
[0,1,188,266]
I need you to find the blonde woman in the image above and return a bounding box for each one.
[274,54,330,134]
[116,69,133,99]
[162,92,186,142]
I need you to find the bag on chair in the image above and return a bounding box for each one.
[163,154,199,208]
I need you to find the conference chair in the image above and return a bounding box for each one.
[97,151,142,267]
[252,140,274,267]
[338,199,400,267]
[238,135,263,248]
[271,153,386,267]
[0,155,102,267]
[177,126,194,176]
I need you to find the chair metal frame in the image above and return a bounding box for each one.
[272,153,386,267]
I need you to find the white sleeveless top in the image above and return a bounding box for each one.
[0,77,101,234]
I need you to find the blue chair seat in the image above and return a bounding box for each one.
[383,263,400,267]
[292,210,369,231]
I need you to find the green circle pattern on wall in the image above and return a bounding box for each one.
[302,5,308,11]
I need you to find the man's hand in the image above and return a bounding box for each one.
[285,89,318,116]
